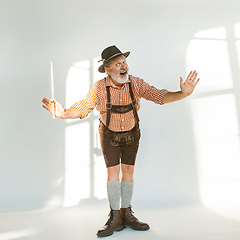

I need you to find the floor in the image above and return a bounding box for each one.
[0,203,240,240]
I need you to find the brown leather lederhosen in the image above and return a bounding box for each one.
[98,80,141,167]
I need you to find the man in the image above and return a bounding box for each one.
[42,45,199,237]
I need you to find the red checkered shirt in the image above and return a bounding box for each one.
[71,75,168,132]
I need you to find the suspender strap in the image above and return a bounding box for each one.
[128,82,140,124]
[106,86,112,127]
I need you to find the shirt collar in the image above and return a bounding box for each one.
[106,75,131,89]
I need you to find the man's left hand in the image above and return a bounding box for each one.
[180,70,200,97]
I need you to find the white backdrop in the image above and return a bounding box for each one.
[1,0,240,211]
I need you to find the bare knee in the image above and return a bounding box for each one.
[121,164,135,182]
[107,165,120,181]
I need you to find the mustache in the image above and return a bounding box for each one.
[120,69,128,74]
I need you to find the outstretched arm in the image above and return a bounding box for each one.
[162,71,200,104]
[42,98,81,119]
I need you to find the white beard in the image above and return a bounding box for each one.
[109,69,129,84]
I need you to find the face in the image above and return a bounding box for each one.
[105,55,129,85]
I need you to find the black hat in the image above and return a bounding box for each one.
[98,45,130,73]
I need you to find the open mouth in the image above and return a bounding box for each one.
[120,70,128,77]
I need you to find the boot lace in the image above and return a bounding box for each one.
[128,205,138,221]
[105,209,114,226]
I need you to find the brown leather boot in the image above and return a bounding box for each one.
[121,206,150,231]
[97,209,125,237]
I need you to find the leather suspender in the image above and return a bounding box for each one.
[128,82,140,125]
[106,82,140,128]
[106,86,112,127]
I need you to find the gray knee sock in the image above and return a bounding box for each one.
[107,181,121,210]
[121,181,134,208]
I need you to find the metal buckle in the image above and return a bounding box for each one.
[131,100,136,107]
[106,102,112,110]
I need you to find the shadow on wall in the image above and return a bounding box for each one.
[58,22,240,210]
[188,23,240,209]
[63,58,107,207]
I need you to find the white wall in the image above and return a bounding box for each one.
[1,0,240,211]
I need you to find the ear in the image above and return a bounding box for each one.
[105,67,110,75]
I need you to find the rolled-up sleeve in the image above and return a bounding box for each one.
[138,78,168,105]
[70,81,100,119]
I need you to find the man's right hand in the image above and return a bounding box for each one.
[42,98,66,118]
